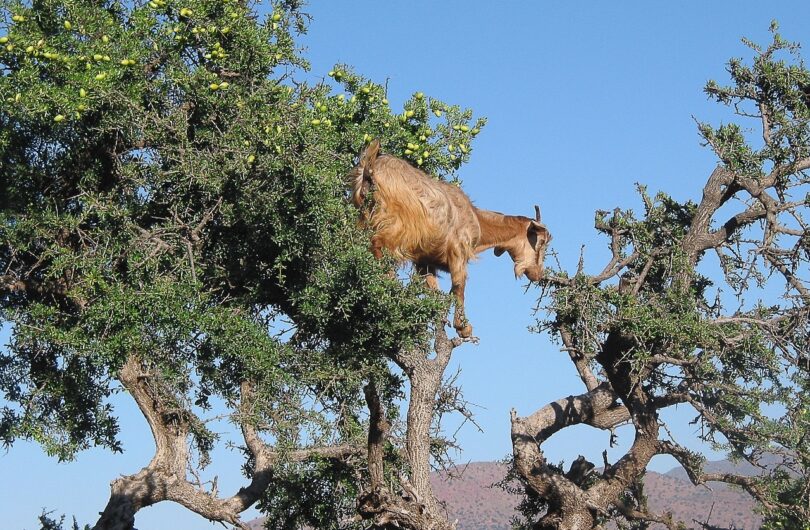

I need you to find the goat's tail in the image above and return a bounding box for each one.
[351,139,381,207]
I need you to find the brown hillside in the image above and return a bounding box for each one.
[431,461,761,530]
[246,460,761,529]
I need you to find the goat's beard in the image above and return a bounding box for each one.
[516,264,543,282]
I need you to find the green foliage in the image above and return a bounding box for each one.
[33,510,87,530]
[702,23,810,175]
[258,457,361,530]
[0,0,484,523]
[530,25,809,526]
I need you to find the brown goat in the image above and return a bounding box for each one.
[350,139,551,338]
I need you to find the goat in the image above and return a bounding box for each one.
[350,139,551,338]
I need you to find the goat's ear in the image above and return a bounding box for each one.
[529,221,551,242]
[360,139,381,167]
[530,220,547,233]
[494,247,506,257]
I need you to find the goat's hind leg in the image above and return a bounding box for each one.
[415,263,439,290]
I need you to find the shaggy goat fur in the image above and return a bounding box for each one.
[350,140,551,337]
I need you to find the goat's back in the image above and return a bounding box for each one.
[357,154,479,267]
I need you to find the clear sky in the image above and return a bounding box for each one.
[4,2,810,529]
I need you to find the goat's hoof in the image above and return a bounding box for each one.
[456,324,473,339]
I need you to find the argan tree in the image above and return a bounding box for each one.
[0,0,483,528]
[510,25,809,530]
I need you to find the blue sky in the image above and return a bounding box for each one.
[4,2,810,529]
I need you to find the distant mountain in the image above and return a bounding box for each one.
[246,460,762,529]
[431,461,761,530]
[430,461,519,530]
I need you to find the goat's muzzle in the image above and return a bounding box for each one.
[524,266,543,283]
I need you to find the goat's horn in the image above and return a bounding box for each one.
[534,204,542,222]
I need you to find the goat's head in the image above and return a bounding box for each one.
[495,205,552,282]
[348,139,381,207]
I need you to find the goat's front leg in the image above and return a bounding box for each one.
[448,261,472,338]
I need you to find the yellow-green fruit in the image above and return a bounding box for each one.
[0,37,8,44]
[328,70,335,76]
[361,86,370,94]
[54,114,65,122]
[64,21,72,30]
[247,155,255,163]
[209,83,220,90]
[25,45,34,53]
[272,13,282,21]
[219,82,229,89]
[12,15,25,22]
[405,110,414,118]
[415,91,424,99]
[460,125,469,132]
[471,128,480,135]
[80,88,87,97]
[6,44,14,51]
[310,119,321,125]
[94,73,107,80]
[14,93,21,102]
[382,98,389,105]
[102,35,109,43]
[93,54,103,61]
[433,109,442,117]
[148,1,158,7]
[404,149,413,155]
[77,104,87,111]
[180,8,193,17]
[221,27,230,34]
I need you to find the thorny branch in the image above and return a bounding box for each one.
[510,31,809,529]
[92,358,361,530]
